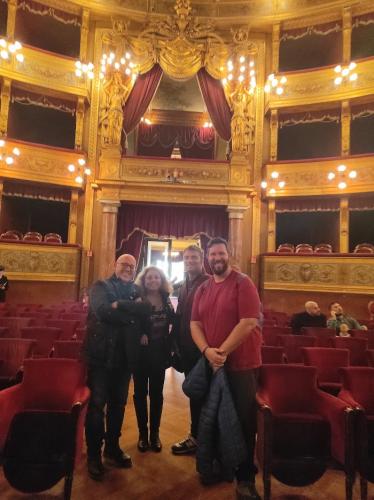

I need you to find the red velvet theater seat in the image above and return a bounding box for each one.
[261,346,285,364]
[0,358,89,499]
[46,319,80,340]
[20,326,62,357]
[257,364,354,500]
[302,347,350,396]
[53,340,83,359]
[367,350,374,367]
[332,337,369,366]
[338,367,374,500]
[302,327,336,347]
[0,338,35,390]
[262,326,292,346]
[277,334,317,364]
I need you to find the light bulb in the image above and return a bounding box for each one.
[0,139,5,147]
[249,61,254,67]
[264,84,270,93]
[0,50,9,59]
[75,175,83,184]
[278,181,285,188]
[334,76,342,85]
[349,73,358,81]
[271,171,279,179]
[349,62,357,71]
[271,79,278,87]
[88,71,94,79]
[240,65,245,73]
[337,164,346,172]
[75,69,82,77]
[68,164,75,172]
[84,168,92,176]
[75,61,82,68]
[280,76,287,84]
[334,65,342,73]
[120,58,125,64]
[125,52,131,59]
[268,73,275,81]
[348,170,357,179]
[269,188,276,195]
[222,78,227,85]
[327,172,335,180]
[114,62,120,70]
[338,181,347,189]
[87,63,94,70]
[5,156,14,165]
[238,75,244,82]
[228,74,233,81]
[249,69,255,76]
[12,147,20,156]
[0,39,6,48]
[125,68,131,75]
[14,41,22,50]
[239,56,245,63]
[261,181,267,189]
[276,87,284,95]
[342,68,349,77]
[8,44,16,53]
[109,52,115,59]
[78,158,86,166]
[15,53,24,63]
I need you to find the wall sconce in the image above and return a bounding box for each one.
[0,139,21,165]
[67,158,91,185]
[261,170,286,195]
[334,62,357,85]
[327,164,357,189]
[100,51,138,81]
[75,61,95,80]
[0,39,24,63]
[140,117,152,125]
[264,74,287,95]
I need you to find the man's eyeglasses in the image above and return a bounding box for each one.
[117,263,135,270]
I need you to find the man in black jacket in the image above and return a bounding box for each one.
[84,254,151,480]
[290,301,327,334]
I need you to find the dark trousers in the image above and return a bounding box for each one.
[133,340,166,436]
[85,365,131,458]
[227,368,259,482]
[181,346,203,439]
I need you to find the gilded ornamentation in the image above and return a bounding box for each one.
[229,87,255,153]
[0,78,11,135]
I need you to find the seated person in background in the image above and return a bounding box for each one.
[338,323,350,337]
[327,302,367,331]
[291,301,327,334]
[0,266,9,303]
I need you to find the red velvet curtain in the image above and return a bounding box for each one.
[197,68,232,142]
[137,122,176,157]
[123,64,163,136]
[116,202,228,264]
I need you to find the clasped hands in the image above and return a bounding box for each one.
[205,347,227,372]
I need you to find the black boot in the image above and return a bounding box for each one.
[103,444,132,468]
[137,432,149,452]
[87,455,105,480]
[150,431,162,452]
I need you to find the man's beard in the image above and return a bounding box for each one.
[210,259,229,276]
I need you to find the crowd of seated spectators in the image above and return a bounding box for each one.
[276,242,374,254]
[0,230,63,244]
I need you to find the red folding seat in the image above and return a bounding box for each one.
[262,327,292,346]
[257,364,354,500]
[0,317,32,337]
[302,327,336,347]
[367,350,374,367]
[59,313,87,328]
[261,346,285,364]
[20,327,62,357]
[0,338,35,390]
[302,347,350,396]
[276,243,294,253]
[0,326,10,338]
[332,337,369,366]
[295,243,314,254]
[53,340,83,360]
[46,319,79,340]
[0,358,89,499]
[338,367,374,500]
[277,334,316,364]
[74,327,87,341]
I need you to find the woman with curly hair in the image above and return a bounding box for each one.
[133,266,175,453]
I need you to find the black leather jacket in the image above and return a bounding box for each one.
[84,274,151,370]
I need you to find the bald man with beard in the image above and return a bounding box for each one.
[84,254,151,480]
[290,301,327,334]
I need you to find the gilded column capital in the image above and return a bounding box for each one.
[227,205,248,219]
[99,199,121,214]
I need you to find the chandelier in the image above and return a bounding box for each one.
[334,62,357,85]
[327,164,357,189]
[99,51,138,81]
[67,158,91,185]
[0,139,21,165]
[222,53,256,94]
[0,38,24,63]
[74,61,95,80]
[264,73,287,95]
[261,170,286,196]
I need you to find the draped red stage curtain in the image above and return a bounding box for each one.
[137,122,177,157]
[116,202,228,264]
[123,64,163,136]
[197,68,232,142]
[179,126,214,159]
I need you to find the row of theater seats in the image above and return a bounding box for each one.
[0,230,63,243]
[276,242,374,253]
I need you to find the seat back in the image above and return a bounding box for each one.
[74,327,87,341]
[0,230,22,241]
[277,243,294,253]
[332,337,369,366]
[302,347,349,383]
[354,243,374,254]
[261,346,284,364]
[20,327,62,356]
[23,232,42,242]
[53,340,83,359]
[295,243,314,254]
[277,335,317,363]
[314,243,333,254]
[302,327,336,347]
[258,364,319,414]
[0,338,35,379]
[367,350,374,367]
[46,319,79,340]
[262,326,291,346]
[44,233,62,244]
[340,367,374,415]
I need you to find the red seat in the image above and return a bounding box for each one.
[20,327,62,357]
[302,327,336,347]
[0,358,89,499]
[46,319,80,340]
[295,243,314,254]
[262,326,292,347]
[277,335,317,364]
[302,347,350,395]
[338,367,374,498]
[74,327,87,341]
[0,327,10,337]
[367,350,374,367]
[53,340,83,359]
[44,232,62,244]
[0,317,32,337]
[261,346,285,364]
[59,313,87,327]
[354,243,374,254]
[0,338,35,390]
[314,243,333,254]
[277,243,294,253]
[0,230,22,241]
[257,364,354,500]
[332,337,369,366]
[23,231,42,242]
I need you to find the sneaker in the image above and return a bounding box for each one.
[236,481,261,500]
[103,446,132,468]
[171,435,197,455]
[87,456,105,481]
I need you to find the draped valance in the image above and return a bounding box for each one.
[279,109,340,128]
[138,123,214,149]
[351,102,374,121]
[275,197,340,213]
[349,196,374,211]
[11,88,76,115]
[17,0,81,27]
[353,12,374,29]
[3,181,71,203]
[280,21,342,42]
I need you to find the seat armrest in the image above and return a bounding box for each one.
[338,389,362,410]
[0,385,24,450]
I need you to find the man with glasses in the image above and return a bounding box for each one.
[84,254,151,480]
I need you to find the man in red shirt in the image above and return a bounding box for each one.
[191,237,261,500]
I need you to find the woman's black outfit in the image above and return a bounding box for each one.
[133,294,174,450]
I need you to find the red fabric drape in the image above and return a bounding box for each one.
[137,122,177,157]
[275,197,340,212]
[17,0,81,26]
[197,68,232,142]
[3,181,71,202]
[123,65,163,135]
[116,203,229,263]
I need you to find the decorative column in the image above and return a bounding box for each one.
[79,8,90,61]
[68,189,79,244]
[0,179,4,219]
[227,206,247,269]
[341,100,350,157]
[342,7,352,65]
[98,199,121,279]
[272,23,281,73]
[0,78,11,136]
[339,197,349,253]
[6,0,17,40]
[267,199,276,252]
[75,97,85,150]
[270,109,278,161]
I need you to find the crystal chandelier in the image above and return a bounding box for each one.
[327,164,357,189]
[0,38,24,63]
[67,158,91,185]
[264,74,287,95]
[334,62,358,85]
[261,170,286,196]
[0,139,21,165]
